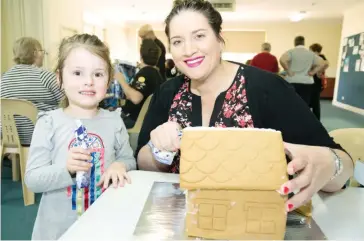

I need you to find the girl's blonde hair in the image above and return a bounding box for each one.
[55,34,113,107]
[13,37,42,65]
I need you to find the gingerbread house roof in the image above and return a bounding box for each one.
[180,128,288,190]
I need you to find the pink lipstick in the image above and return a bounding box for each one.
[184,56,205,68]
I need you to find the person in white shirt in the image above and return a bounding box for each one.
[280,36,326,105]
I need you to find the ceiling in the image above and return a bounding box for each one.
[82,0,364,24]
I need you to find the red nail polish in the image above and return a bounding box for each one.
[288,203,294,210]
[283,186,290,194]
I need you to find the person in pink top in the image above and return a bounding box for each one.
[251,42,279,73]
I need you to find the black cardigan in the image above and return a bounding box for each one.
[136,64,342,158]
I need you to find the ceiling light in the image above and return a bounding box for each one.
[290,11,307,22]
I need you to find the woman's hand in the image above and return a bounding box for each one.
[150,121,182,151]
[97,162,131,189]
[66,147,93,174]
[279,142,337,212]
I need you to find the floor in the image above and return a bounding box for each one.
[320,100,364,132]
[1,100,363,240]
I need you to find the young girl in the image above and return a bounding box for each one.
[24,34,136,240]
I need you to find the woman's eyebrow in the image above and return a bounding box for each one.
[170,29,208,40]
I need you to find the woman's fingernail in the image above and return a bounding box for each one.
[283,186,290,194]
[287,203,294,211]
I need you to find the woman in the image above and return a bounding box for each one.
[136,0,353,212]
[309,43,329,120]
[1,37,64,146]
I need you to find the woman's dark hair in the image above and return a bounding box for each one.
[166,59,175,69]
[140,39,161,66]
[165,0,225,44]
[309,43,323,53]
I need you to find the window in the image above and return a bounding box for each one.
[198,203,228,231]
[245,203,278,234]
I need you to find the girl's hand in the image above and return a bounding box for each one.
[66,147,93,174]
[97,162,131,189]
[279,143,336,212]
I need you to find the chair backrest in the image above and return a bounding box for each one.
[127,94,153,134]
[329,128,364,162]
[1,98,38,148]
[329,128,364,186]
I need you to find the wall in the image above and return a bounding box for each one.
[42,0,83,69]
[333,2,364,115]
[225,20,343,77]
[104,24,134,62]
[124,19,342,77]
[1,0,44,73]
[1,0,84,73]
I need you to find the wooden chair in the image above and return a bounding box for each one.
[127,95,152,152]
[329,128,364,187]
[1,98,38,205]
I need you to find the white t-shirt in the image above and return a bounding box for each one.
[284,46,321,85]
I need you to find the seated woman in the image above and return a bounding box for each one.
[136,0,353,212]
[116,39,164,129]
[1,37,64,146]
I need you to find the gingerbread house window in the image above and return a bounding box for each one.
[197,203,228,231]
[246,205,277,234]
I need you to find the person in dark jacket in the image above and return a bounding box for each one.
[139,24,166,81]
[309,43,329,120]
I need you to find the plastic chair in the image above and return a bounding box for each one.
[1,98,38,205]
[127,95,153,152]
[127,95,153,135]
[329,128,364,187]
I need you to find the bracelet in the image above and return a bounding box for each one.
[329,148,343,181]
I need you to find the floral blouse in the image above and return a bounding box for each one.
[167,67,254,173]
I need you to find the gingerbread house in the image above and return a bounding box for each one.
[180,127,288,240]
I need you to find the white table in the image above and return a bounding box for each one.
[59,170,364,240]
